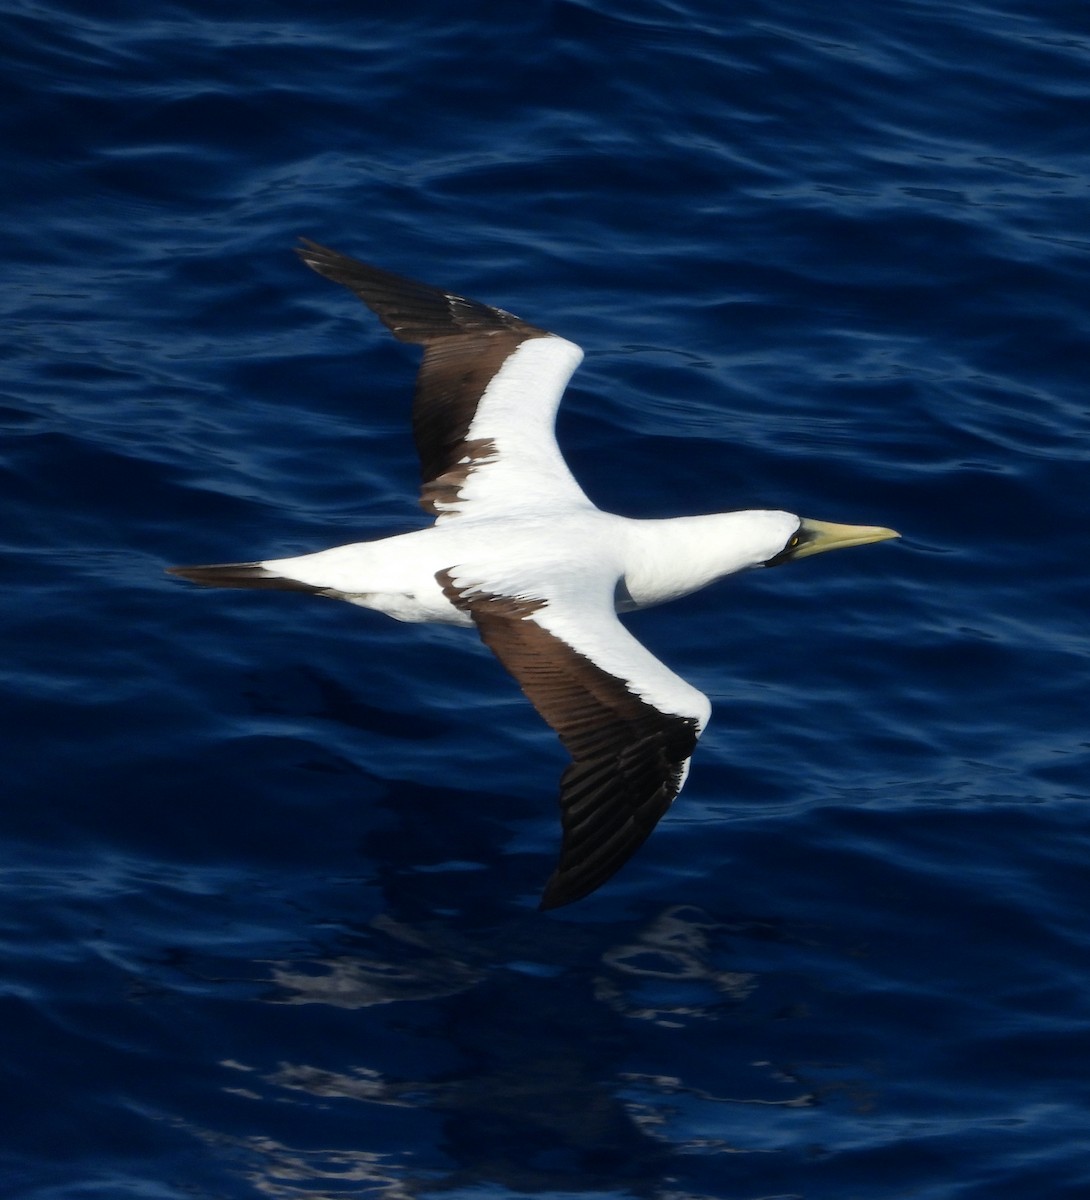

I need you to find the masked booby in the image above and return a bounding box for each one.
[168,240,899,910]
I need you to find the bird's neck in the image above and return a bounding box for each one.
[619,510,795,610]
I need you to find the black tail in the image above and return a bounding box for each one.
[166,562,326,594]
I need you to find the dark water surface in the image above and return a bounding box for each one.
[5,1,1090,1196]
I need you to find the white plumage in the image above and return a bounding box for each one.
[170,241,898,909]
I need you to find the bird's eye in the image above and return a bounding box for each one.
[788,534,800,549]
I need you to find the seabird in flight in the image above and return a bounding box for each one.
[169,240,899,910]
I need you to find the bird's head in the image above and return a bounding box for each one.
[764,516,900,567]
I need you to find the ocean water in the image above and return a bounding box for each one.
[4,0,1090,1196]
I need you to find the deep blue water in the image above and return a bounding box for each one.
[4,1,1090,1196]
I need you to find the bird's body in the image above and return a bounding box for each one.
[258,507,800,627]
[170,241,898,909]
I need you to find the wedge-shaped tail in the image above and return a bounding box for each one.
[166,562,326,594]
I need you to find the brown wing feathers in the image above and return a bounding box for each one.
[295,238,532,343]
[295,239,549,502]
[437,572,700,909]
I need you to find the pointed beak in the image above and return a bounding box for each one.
[788,517,901,560]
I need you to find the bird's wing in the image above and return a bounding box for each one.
[296,239,590,521]
[437,565,711,910]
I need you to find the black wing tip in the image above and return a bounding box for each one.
[536,852,636,912]
[294,236,356,281]
[295,236,406,293]
[538,875,591,912]
[292,237,545,340]
[295,234,335,260]
[294,235,411,286]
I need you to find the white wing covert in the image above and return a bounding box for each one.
[296,240,590,521]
